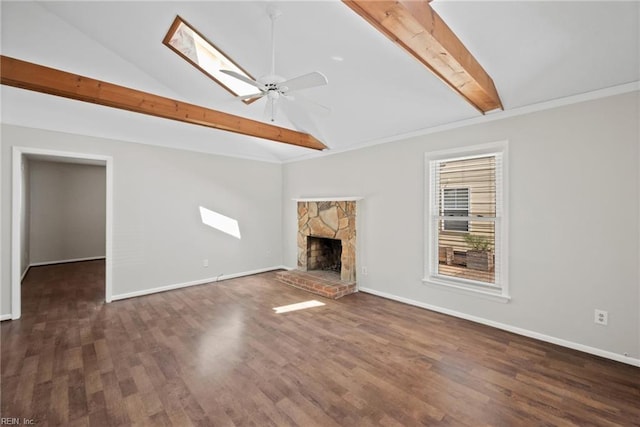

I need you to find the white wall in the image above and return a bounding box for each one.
[1,124,283,315]
[28,160,106,265]
[283,92,640,361]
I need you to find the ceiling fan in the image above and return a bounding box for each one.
[220,7,328,124]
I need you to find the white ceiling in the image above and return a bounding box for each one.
[1,1,639,163]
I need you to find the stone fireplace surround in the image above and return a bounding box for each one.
[276,197,360,299]
[297,200,357,282]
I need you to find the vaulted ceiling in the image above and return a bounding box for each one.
[1,1,639,163]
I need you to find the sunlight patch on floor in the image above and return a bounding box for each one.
[273,300,325,314]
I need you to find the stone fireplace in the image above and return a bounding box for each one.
[297,200,356,282]
[277,198,359,299]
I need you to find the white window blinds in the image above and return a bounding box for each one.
[429,152,504,289]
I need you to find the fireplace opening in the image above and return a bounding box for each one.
[307,236,342,273]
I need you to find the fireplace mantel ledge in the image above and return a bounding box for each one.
[293,197,363,202]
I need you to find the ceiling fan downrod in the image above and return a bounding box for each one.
[268,7,282,77]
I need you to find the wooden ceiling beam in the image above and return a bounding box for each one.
[343,0,503,113]
[0,55,327,150]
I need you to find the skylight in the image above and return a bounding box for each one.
[163,16,258,102]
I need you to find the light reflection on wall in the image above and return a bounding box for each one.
[199,206,241,239]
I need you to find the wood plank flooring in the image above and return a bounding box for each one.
[2,261,639,426]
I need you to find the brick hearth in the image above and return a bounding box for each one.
[276,270,356,300]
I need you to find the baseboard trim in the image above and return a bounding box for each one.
[111,266,287,301]
[359,287,640,368]
[0,314,12,321]
[29,256,106,268]
[21,266,30,282]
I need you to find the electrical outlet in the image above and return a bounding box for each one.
[594,309,608,325]
[203,259,209,268]
[362,266,368,276]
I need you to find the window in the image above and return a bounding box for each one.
[163,16,259,103]
[424,141,509,301]
[442,187,469,231]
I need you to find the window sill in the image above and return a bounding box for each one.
[422,276,511,303]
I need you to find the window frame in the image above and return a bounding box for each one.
[424,141,510,302]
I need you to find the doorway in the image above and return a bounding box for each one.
[11,147,113,319]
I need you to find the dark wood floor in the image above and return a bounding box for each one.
[2,261,639,426]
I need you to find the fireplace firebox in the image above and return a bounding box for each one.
[307,236,342,273]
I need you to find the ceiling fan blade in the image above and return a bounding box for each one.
[236,92,265,101]
[280,72,328,93]
[220,69,264,90]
